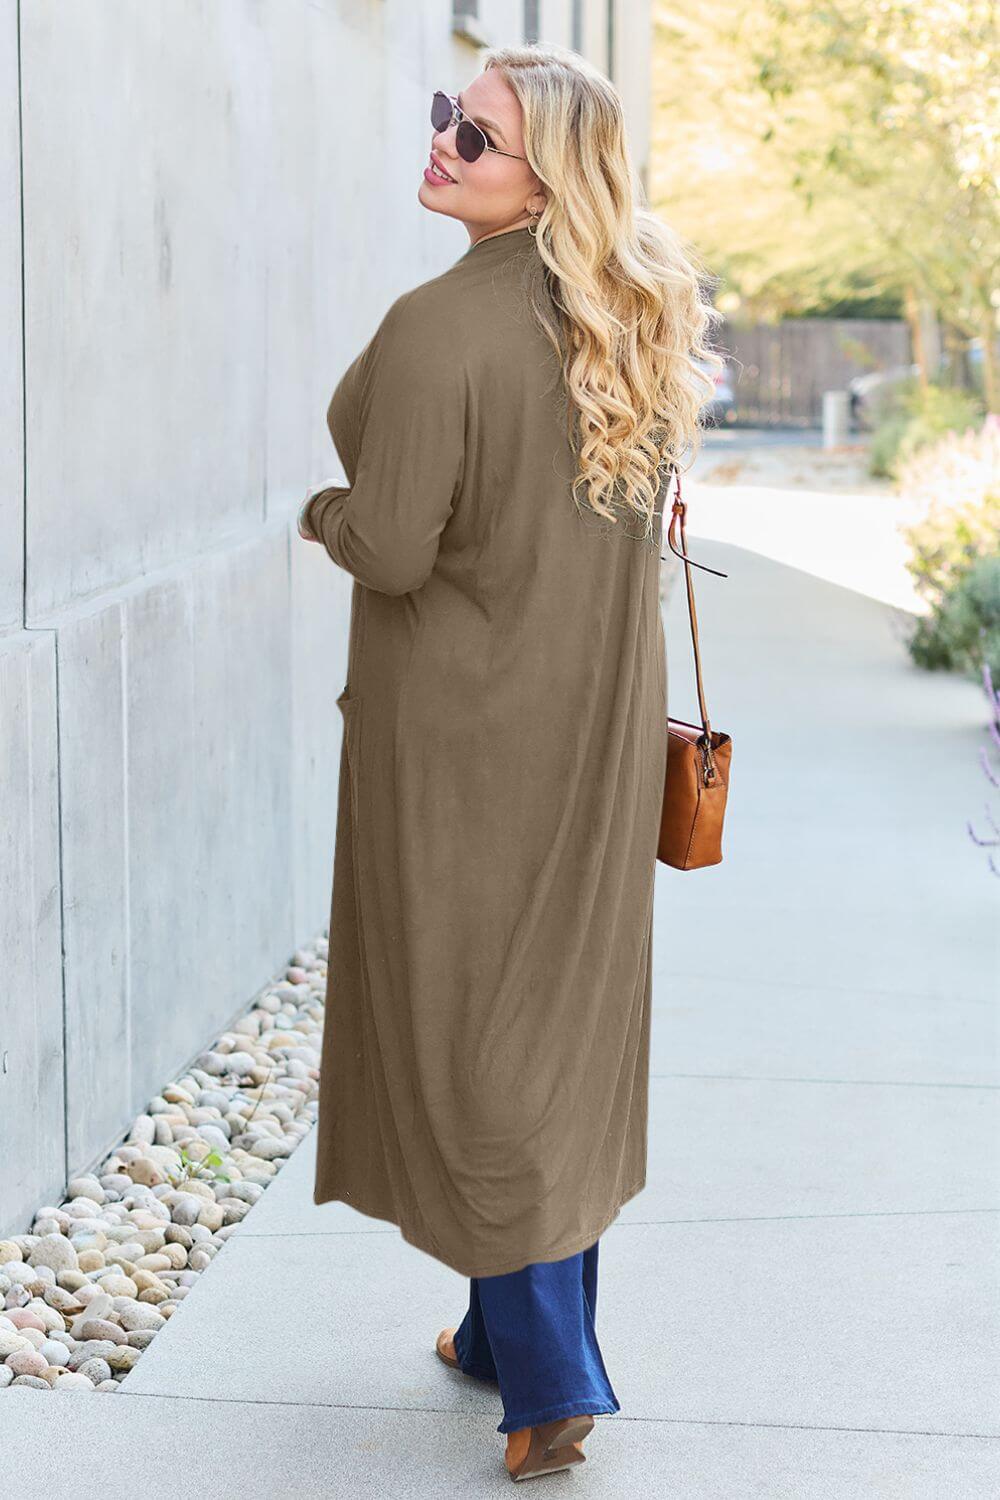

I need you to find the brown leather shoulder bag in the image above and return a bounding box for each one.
[657,465,733,869]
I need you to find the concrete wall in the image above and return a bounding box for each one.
[0,0,652,1235]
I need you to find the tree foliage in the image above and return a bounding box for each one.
[652,1,999,403]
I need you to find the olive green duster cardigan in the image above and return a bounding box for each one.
[307,224,668,1279]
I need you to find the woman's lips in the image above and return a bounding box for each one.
[425,154,457,185]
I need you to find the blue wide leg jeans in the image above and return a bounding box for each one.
[451,1236,621,1434]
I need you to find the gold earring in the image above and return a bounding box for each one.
[527,206,541,237]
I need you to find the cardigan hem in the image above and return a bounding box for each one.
[312,1173,648,1280]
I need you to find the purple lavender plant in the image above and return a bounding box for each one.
[968,659,1000,877]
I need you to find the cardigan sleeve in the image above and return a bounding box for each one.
[307,290,467,596]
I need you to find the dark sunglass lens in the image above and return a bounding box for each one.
[431,92,452,131]
[455,121,484,163]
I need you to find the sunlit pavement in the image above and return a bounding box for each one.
[679,431,928,611]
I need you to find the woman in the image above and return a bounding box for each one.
[299,42,719,1482]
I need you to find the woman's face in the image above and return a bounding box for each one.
[418,72,546,243]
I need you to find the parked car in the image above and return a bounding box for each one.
[693,356,736,425]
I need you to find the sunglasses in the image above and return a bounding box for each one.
[430,91,529,165]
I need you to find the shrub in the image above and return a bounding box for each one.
[909,555,1000,682]
[899,417,1000,613]
[869,380,985,479]
[898,418,1000,679]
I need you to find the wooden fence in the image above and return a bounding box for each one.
[716,317,912,427]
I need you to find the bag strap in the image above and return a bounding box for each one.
[660,463,728,764]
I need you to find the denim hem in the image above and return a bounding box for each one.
[496,1395,620,1435]
[458,1361,500,1383]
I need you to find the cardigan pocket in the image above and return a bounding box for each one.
[335,687,370,1021]
[336,688,363,831]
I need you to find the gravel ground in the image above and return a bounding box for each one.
[693,435,887,494]
[0,943,327,1393]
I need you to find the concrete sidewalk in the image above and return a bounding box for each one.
[4,489,999,1495]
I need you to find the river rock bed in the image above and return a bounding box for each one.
[0,939,327,1392]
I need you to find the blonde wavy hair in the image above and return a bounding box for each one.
[483,43,725,539]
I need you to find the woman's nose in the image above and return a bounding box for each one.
[432,120,457,151]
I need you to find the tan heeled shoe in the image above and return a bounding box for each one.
[435,1325,500,1385]
[435,1327,462,1370]
[503,1414,593,1481]
[436,1327,593,1478]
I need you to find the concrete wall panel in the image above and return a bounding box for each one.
[21,3,268,620]
[53,527,309,1187]
[0,0,23,627]
[186,528,295,1044]
[290,535,353,942]
[120,528,294,1132]
[121,567,199,1101]
[57,599,130,1172]
[0,631,64,1229]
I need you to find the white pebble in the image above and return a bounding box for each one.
[68,1177,107,1203]
[128,1115,157,1145]
[248,1137,291,1161]
[117,1303,165,1333]
[27,1235,79,1274]
[38,1339,70,1366]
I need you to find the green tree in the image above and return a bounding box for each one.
[653,2,999,405]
